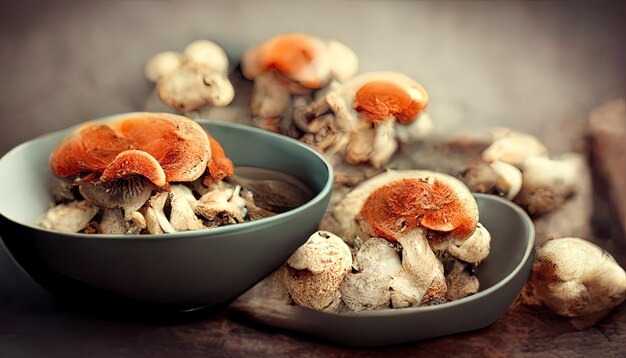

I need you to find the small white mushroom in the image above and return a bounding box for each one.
[38,200,99,233]
[145,51,183,82]
[276,231,352,312]
[444,259,480,302]
[446,223,491,266]
[340,238,402,311]
[168,184,204,231]
[146,40,235,112]
[193,182,247,226]
[147,191,176,233]
[489,160,523,200]
[514,153,581,216]
[481,129,549,168]
[521,237,626,328]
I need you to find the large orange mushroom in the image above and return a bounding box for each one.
[47,112,235,234]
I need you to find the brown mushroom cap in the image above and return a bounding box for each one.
[359,177,478,242]
[109,114,210,182]
[242,33,327,89]
[100,149,167,189]
[206,133,234,181]
[353,81,428,124]
[50,124,133,178]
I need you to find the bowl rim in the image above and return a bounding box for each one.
[0,112,334,241]
[285,193,535,318]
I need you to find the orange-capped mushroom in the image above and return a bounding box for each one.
[353,81,428,124]
[205,133,234,181]
[109,113,210,183]
[359,177,477,242]
[100,150,167,189]
[50,124,133,179]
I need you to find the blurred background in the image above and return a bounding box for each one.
[0,0,624,156]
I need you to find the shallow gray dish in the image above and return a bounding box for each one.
[0,113,333,318]
[234,194,535,347]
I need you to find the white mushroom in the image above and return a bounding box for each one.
[168,184,204,231]
[146,40,234,112]
[38,200,99,233]
[489,160,523,200]
[340,237,402,311]
[193,182,247,226]
[481,129,549,168]
[521,237,626,328]
[514,153,581,216]
[276,231,352,312]
[446,223,491,266]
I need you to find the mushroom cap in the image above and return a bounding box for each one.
[108,113,211,182]
[183,40,229,74]
[51,113,212,185]
[144,51,183,82]
[353,81,427,124]
[320,170,478,244]
[359,176,478,242]
[206,133,234,180]
[242,33,332,89]
[326,71,429,125]
[50,124,133,178]
[481,129,549,168]
[100,150,167,189]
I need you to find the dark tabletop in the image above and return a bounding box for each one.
[1,1,626,357]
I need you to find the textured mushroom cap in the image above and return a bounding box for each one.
[277,231,352,311]
[481,129,549,168]
[359,174,478,243]
[206,133,234,180]
[321,170,478,245]
[144,51,183,82]
[242,33,341,89]
[183,40,229,74]
[353,81,427,124]
[51,113,212,185]
[50,124,133,178]
[522,237,626,319]
[100,150,167,189]
[109,113,211,183]
[326,71,429,125]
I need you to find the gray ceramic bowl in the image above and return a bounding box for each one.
[0,113,333,317]
[236,194,535,346]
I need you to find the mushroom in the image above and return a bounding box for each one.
[276,231,352,312]
[322,170,488,307]
[168,185,204,231]
[146,40,234,112]
[47,113,235,234]
[514,153,581,216]
[38,200,99,233]
[340,238,402,311]
[521,237,626,329]
[193,181,247,227]
[293,72,431,169]
[241,33,358,132]
[488,160,523,200]
[481,128,549,168]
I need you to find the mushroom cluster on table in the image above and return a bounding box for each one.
[240,33,359,134]
[38,113,282,234]
[244,170,491,313]
[145,40,235,113]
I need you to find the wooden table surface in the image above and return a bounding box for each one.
[1,1,625,356]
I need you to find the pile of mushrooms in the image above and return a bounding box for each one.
[241,33,359,133]
[267,170,491,312]
[38,113,273,234]
[145,40,235,112]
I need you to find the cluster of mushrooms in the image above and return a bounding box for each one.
[272,170,491,312]
[40,33,625,323]
[39,113,278,234]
